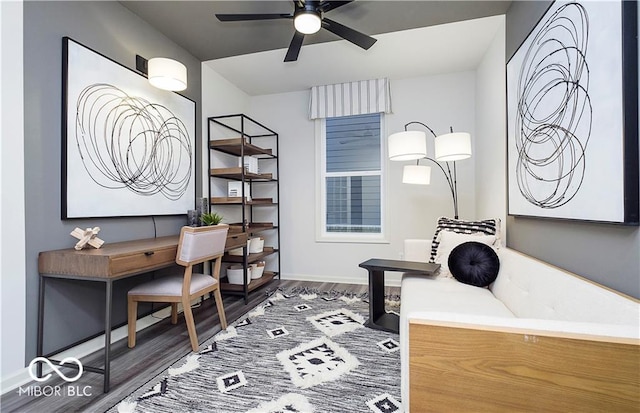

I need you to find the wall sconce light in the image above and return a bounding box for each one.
[136,55,187,92]
[388,121,472,219]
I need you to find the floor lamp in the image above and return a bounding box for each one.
[388,121,471,219]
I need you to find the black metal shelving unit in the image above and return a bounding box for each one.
[207,114,281,303]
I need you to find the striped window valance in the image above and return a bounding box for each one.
[309,78,392,120]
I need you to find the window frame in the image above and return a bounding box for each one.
[315,113,388,244]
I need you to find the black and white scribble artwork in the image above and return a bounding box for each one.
[63,38,195,218]
[75,84,192,200]
[514,2,591,209]
[507,1,628,222]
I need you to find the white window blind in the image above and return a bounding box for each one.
[309,78,392,120]
[321,113,383,236]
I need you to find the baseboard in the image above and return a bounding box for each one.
[0,300,195,395]
[280,272,402,288]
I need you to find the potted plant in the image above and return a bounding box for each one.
[200,211,223,226]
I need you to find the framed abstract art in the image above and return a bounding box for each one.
[62,37,196,219]
[506,0,638,224]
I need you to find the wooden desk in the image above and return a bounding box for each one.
[37,232,246,393]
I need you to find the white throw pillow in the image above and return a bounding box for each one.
[429,217,502,263]
[435,231,498,278]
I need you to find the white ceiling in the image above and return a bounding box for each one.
[204,15,504,96]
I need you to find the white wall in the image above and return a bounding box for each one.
[200,63,250,202]
[1,0,26,387]
[201,63,250,122]
[474,17,507,242]
[247,72,476,285]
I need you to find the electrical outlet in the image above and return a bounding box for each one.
[398,252,404,260]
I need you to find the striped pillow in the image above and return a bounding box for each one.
[430,217,501,263]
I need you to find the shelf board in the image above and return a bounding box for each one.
[209,137,275,158]
[211,197,275,205]
[223,247,278,263]
[248,226,278,236]
[220,271,277,292]
[229,222,276,234]
[210,167,274,181]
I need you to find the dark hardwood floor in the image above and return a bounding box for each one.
[1,280,399,413]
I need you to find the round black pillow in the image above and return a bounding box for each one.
[448,241,500,287]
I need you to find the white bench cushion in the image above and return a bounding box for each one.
[401,275,516,318]
[128,273,217,296]
[491,249,640,326]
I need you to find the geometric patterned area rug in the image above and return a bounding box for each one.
[110,288,402,413]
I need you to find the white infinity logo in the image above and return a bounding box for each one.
[28,357,83,383]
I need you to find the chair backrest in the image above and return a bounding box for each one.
[176,224,229,266]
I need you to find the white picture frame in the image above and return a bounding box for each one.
[506,0,638,224]
[62,37,196,219]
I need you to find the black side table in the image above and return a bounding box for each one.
[359,258,440,333]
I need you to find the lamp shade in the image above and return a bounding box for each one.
[402,164,431,185]
[388,131,427,161]
[294,12,321,34]
[148,57,187,91]
[434,132,471,161]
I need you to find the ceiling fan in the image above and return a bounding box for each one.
[215,1,377,62]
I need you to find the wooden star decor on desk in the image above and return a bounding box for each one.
[70,227,105,250]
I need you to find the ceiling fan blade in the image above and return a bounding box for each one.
[318,1,353,13]
[322,18,376,50]
[216,13,292,22]
[284,31,305,62]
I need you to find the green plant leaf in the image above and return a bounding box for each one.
[200,212,223,226]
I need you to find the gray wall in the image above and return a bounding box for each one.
[24,1,202,359]
[505,1,640,298]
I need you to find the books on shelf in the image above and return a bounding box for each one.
[228,182,251,201]
[238,155,259,174]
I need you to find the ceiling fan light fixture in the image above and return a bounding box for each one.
[294,11,321,34]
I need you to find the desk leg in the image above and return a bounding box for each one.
[368,269,385,322]
[103,281,113,393]
[36,276,46,378]
[365,269,399,333]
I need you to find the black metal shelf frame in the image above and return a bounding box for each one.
[207,114,281,304]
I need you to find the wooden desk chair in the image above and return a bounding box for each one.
[127,224,229,352]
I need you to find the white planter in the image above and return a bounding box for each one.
[226,265,251,285]
[248,237,264,254]
[228,239,251,256]
[250,261,265,279]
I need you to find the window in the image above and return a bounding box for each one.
[318,113,385,241]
